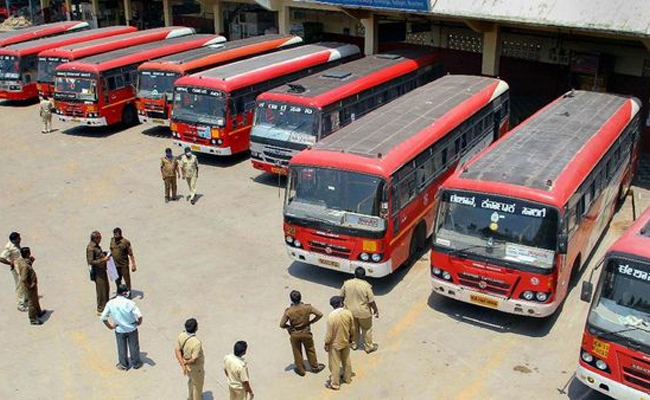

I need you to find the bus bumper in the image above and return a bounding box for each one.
[251,159,288,175]
[430,278,558,317]
[58,115,107,126]
[172,140,231,156]
[286,246,392,278]
[576,365,648,400]
[139,115,169,126]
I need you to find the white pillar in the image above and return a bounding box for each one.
[163,0,171,27]
[482,27,501,77]
[362,13,378,55]
[278,5,290,35]
[123,0,132,26]
[213,1,222,34]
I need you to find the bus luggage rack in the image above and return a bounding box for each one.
[457,272,511,296]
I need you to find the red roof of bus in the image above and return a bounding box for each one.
[608,206,650,260]
[138,34,302,75]
[258,49,441,109]
[0,26,134,57]
[173,42,360,93]
[55,33,228,75]
[290,75,508,178]
[0,21,89,47]
[38,26,191,60]
[441,91,640,208]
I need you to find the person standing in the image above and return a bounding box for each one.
[224,341,254,400]
[109,227,136,295]
[101,284,143,370]
[16,247,46,325]
[0,232,28,311]
[279,290,325,376]
[161,148,179,203]
[340,267,379,353]
[179,146,199,205]
[174,318,205,400]
[39,96,54,133]
[87,231,110,315]
[324,296,354,391]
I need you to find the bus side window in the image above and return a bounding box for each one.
[116,75,125,90]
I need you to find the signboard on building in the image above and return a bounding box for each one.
[307,0,429,12]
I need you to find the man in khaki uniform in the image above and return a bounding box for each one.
[279,290,325,376]
[17,247,46,325]
[174,318,204,400]
[179,146,199,205]
[109,227,137,295]
[341,267,379,353]
[160,148,179,203]
[87,231,111,315]
[324,296,355,390]
[39,96,54,133]
[0,232,28,311]
[224,341,254,400]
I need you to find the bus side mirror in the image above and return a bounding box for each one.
[558,233,568,254]
[580,281,593,303]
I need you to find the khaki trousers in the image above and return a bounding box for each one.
[42,113,52,132]
[187,367,204,400]
[163,176,177,200]
[229,387,246,400]
[11,268,27,308]
[26,286,42,322]
[185,175,197,200]
[290,331,319,374]
[352,317,374,351]
[328,346,352,389]
[115,266,131,290]
[94,269,109,313]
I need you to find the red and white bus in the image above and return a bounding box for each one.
[283,75,509,277]
[170,42,360,156]
[137,34,302,127]
[0,21,90,47]
[54,33,230,127]
[0,26,136,101]
[577,206,650,399]
[37,26,194,98]
[250,49,444,175]
[431,91,640,317]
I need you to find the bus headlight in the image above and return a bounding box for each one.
[371,253,382,263]
[535,292,548,302]
[359,252,369,262]
[442,271,452,281]
[522,291,534,301]
[432,267,442,276]
[581,351,594,363]
[285,236,294,244]
[294,240,302,248]
[595,359,609,371]
[216,139,223,146]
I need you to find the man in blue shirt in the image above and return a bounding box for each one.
[101,284,143,370]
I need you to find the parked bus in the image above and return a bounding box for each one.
[0,21,90,47]
[431,91,640,317]
[170,42,360,156]
[283,75,509,277]
[137,34,303,127]
[0,26,135,101]
[578,206,650,399]
[54,33,229,127]
[37,26,194,98]
[250,49,444,175]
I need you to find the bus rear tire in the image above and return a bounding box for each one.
[408,222,427,264]
[122,104,137,127]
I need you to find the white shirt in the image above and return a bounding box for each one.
[0,241,20,264]
[101,295,142,333]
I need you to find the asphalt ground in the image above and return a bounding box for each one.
[0,102,646,400]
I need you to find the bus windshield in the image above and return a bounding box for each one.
[253,101,319,144]
[285,166,386,232]
[173,88,225,126]
[54,77,98,101]
[37,58,62,84]
[138,71,180,100]
[435,190,559,269]
[0,55,19,80]
[588,257,650,347]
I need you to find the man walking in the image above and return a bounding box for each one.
[39,96,54,133]
[101,284,143,370]
[324,296,354,391]
[340,267,379,353]
[224,341,254,400]
[110,227,136,294]
[16,247,47,325]
[174,318,204,400]
[161,148,179,203]
[87,231,110,315]
[179,146,199,205]
[279,290,325,376]
[0,232,28,311]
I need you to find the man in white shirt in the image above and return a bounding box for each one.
[224,341,254,400]
[0,232,28,311]
[101,284,143,370]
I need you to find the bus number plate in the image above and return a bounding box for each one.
[469,294,499,309]
[191,145,200,151]
[319,258,340,269]
[592,339,610,358]
[271,166,287,175]
[153,119,165,124]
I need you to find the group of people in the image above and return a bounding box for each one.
[161,147,200,204]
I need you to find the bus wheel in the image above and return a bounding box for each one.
[570,255,582,286]
[408,222,427,264]
[121,104,137,127]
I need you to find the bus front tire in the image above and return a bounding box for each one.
[122,105,137,127]
[408,222,427,264]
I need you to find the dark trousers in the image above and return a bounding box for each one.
[26,287,42,322]
[290,331,319,374]
[94,269,109,313]
[115,266,131,290]
[164,176,177,200]
[116,329,141,368]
